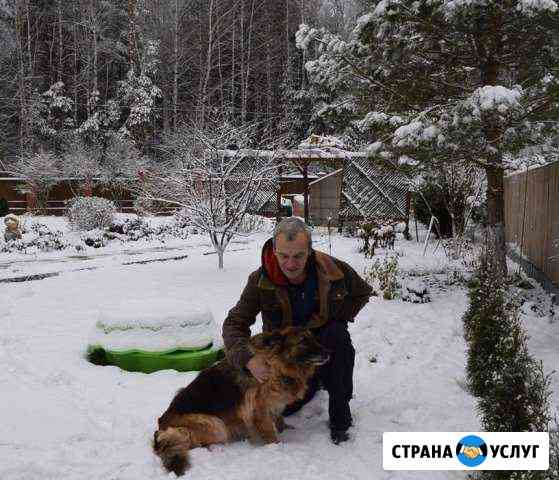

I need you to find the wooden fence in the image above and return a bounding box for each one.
[504,161,559,288]
[0,175,135,215]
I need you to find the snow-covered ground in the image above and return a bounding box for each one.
[0,217,557,480]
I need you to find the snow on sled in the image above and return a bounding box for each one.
[86,301,223,373]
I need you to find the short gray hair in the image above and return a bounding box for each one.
[272,217,312,249]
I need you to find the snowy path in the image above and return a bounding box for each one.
[0,238,251,282]
[0,233,495,480]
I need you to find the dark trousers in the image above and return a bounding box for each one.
[283,321,355,430]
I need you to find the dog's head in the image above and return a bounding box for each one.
[248,327,329,367]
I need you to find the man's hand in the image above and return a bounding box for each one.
[247,355,271,383]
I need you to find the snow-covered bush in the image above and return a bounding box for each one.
[441,238,478,270]
[66,196,116,231]
[364,255,399,300]
[119,217,154,241]
[109,217,154,241]
[358,220,396,257]
[401,279,431,304]
[80,228,108,248]
[358,221,378,257]
[110,216,189,242]
[155,223,190,240]
[0,222,68,253]
[173,208,190,228]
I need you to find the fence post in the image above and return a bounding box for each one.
[423,215,435,256]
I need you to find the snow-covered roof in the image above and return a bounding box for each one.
[298,134,346,149]
[309,168,343,187]
[280,174,319,180]
[218,148,366,161]
[339,157,409,221]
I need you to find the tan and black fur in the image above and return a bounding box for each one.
[153,327,329,476]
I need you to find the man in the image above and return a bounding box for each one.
[222,217,372,444]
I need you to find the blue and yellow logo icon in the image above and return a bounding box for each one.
[456,435,488,467]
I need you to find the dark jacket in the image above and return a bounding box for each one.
[222,239,373,369]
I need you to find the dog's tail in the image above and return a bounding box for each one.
[153,427,192,476]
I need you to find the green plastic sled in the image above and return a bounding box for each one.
[87,344,224,374]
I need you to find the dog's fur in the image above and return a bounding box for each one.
[153,327,329,476]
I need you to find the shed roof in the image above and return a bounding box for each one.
[218,149,410,220]
[339,156,409,221]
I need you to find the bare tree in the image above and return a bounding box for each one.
[61,138,102,196]
[137,119,280,269]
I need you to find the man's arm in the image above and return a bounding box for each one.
[340,261,373,321]
[222,270,262,369]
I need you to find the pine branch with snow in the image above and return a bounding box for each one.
[297,1,559,269]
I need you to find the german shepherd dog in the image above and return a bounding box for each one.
[153,327,329,476]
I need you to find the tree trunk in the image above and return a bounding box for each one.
[200,0,215,125]
[58,0,63,83]
[486,165,507,274]
[16,0,32,150]
[173,0,178,130]
[91,0,98,96]
[479,9,507,273]
[73,15,78,121]
[127,0,137,70]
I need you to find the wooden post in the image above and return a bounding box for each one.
[303,159,309,223]
[276,165,283,222]
[404,190,411,240]
[26,190,36,212]
[83,182,93,197]
[423,215,435,256]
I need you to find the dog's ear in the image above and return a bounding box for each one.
[248,331,283,353]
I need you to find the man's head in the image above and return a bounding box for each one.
[272,218,312,282]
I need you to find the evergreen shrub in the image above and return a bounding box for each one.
[463,247,557,480]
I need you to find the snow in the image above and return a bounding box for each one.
[295,24,316,50]
[373,0,399,17]
[0,218,557,479]
[89,302,216,352]
[469,85,522,116]
[398,155,419,167]
[441,0,557,18]
[366,141,384,154]
[393,121,440,148]
[298,134,346,149]
[517,0,558,14]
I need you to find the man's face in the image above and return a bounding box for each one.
[274,231,310,282]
